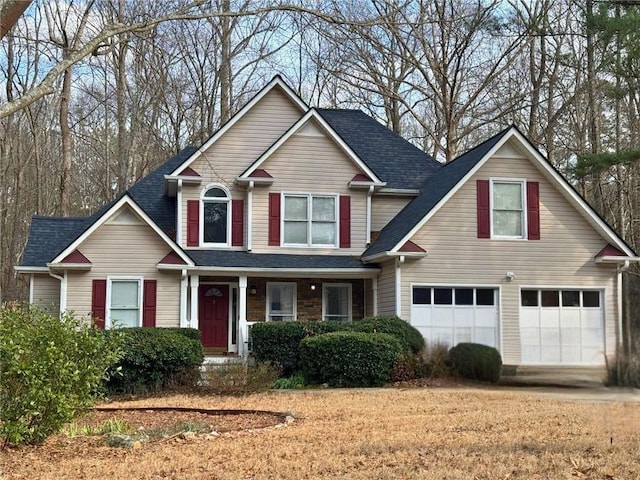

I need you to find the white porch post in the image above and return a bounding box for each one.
[179,269,188,327]
[189,275,199,329]
[238,275,248,356]
[372,276,378,316]
[59,271,67,316]
[395,256,404,318]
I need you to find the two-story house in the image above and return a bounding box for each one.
[17,76,638,370]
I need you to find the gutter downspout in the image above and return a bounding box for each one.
[395,255,405,318]
[29,274,34,304]
[176,179,183,245]
[366,185,374,245]
[48,271,66,317]
[247,181,254,251]
[179,269,188,327]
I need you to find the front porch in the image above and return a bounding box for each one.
[180,275,376,356]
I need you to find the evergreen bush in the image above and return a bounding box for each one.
[447,342,502,383]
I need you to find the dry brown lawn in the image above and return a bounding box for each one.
[1,387,639,479]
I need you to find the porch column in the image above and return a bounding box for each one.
[59,271,67,315]
[189,275,199,330]
[372,276,378,316]
[238,275,248,356]
[395,256,404,318]
[179,270,188,327]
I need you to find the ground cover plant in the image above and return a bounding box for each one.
[2,388,639,479]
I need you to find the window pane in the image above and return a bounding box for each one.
[413,287,431,305]
[541,290,559,307]
[312,197,335,221]
[434,288,452,305]
[283,221,307,243]
[521,290,538,306]
[111,281,138,308]
[311,222,336,245]
[583,291,600,308]
[325,286,350,320]
[284,196,307,220]
[562,290,580,307]
[493,211,523,236]
[476,289,495,306]
[493,183,522,209]
[269,284,295,322]
[204,187,227,198]
[204,202,227,243]
[110,309,138,328]
[455,288,474,305]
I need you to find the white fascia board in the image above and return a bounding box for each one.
[235,176,274,185]
[14,266,49,273]
[46,263,92,270]
[595,256,640,264]
[50,195,194,266]
[349,181,387,189]
[376,188,420,196]
[158,264,381,277]
[164,174,203,184]
[361,251,426,263]
[240,109,383,185]
[169,77,308,177]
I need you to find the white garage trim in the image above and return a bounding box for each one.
[519,286,606,366]
[410,283,502,351]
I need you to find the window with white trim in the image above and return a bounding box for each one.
[492,180,525,238]
[283,194,337,246]
[108,278,142,328]
[323,283,352,321]
[202,185,230,245]
[267,282,296,321]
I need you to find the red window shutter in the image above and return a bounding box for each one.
[91,279,107,329]
[268,193,281,246]
[186,200,199,246]
[232,199,244,247]
[143,280,157,327]
[527,181,540,240]
[339,195,351,248]
[477,180,490,238]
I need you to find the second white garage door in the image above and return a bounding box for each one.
[410,286,499,349]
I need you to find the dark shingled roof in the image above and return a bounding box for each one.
[363,127,511,258]
[317,109,442,190]
[186,250,378,270]
[21,147,198,267]
[21,217,87,267]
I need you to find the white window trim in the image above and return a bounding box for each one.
[490,178,527,240]
[281,192,339,248]
[106,276,143,329]
[322,283,352,322]
[266,282,297,322]
[200,183,232,247]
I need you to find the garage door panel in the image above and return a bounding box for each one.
[411,307,431,327]
[476,328,496,346]
[476,309,496,327]
[520,288,604,366]
[454,309,474,328]
[432,328,454,345]
[432,308,454,327]
[454,328,473,344]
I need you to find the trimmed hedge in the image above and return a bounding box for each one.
[105,327,204,394]
[351,315,425,354]
[300,331,403,387]
[250,321,345,375]
[447,342,502,383]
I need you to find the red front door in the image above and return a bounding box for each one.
[199,284,229,349]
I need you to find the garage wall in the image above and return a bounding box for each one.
[399,140,619,365]
[32,274,60,317]
[376,260,397,316]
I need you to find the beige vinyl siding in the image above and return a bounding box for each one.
[32,274,60,317]
[180,87,302,246]
[377,260,397,316]
[371,195,412,231]
[400,144,618,365]
[66,211,181,327]
[251,129,368,254]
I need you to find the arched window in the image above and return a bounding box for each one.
[201,185,230,245]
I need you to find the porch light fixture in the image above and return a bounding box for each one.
[310,283,317,291]
[505,272,516,282]
[250,285,257,295]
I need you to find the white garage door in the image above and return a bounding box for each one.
[410,286,499,349]
[520,289,604,365]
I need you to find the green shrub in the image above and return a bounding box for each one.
[201,360,280,395]
[300,331,403,387]
[351,315,425,354]
[162,327,201,342]
[0,306,123,445]
[447,343,502,383]
[251,322,306,375]
[274,372,306,389]
[105,327,203,394]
